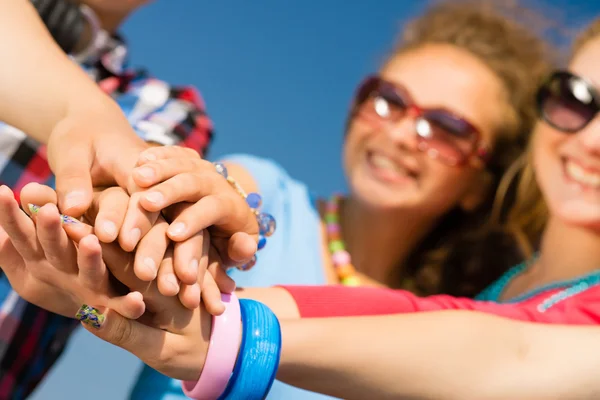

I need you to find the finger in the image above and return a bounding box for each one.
[134,218,169,281]
[78,232,146,320]
[227,232,258,264]
[157,252,180,297]
[78,235,146,318]
[200,273,224,315]
[107,291,146,320]
[118,192,159,252]
[207,250,236,294]
[0,185,43,261]
[133,157,209,188]
[138,171,227,214]
[19,183,57,214]
[0,225,27,285]
[35,203,78,273]
[172,232,203,286]
[135,145,200,168]
[91,187,129,243]
[77,234,107,290]
[80,308,168,363]
[47,132,94,217]
[166,195,241,242]
[178,282,201,310]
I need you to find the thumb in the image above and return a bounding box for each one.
[81,309,167,363]
[47,132,94,217]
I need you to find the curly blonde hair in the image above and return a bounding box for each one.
[387,0,556,296]
[500,16,600,277]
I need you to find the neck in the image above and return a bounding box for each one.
[339,196,436,286]
[95,10,130,33]
[536,217,600,281]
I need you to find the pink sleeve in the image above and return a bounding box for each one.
[279,285,600,325]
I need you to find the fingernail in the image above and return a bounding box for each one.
[143,257,157,279]
[144,191,164,204]
[166,275,179,292]
[140,153,157,162]
[63,190,85,210]
[129,228,141,245]
[136,166,155,180]
[60,214,80,224]
[101,220,117,238]
[168,222,186,237]
[28,204,78,224]
[75,304,105,329]
[189,259,199,277]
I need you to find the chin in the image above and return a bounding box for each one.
[554,204,600,231]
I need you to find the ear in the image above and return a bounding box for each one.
[459,170,494,212]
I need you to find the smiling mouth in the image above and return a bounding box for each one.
[366,152,418,183]
[564,158,600,189]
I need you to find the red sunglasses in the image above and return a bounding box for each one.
[352,75,489,166]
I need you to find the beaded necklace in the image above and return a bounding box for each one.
[324,195,362,286]
[476,258,600,312]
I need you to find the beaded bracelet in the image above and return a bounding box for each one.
[214,162,276,271]
[218,299,281,400]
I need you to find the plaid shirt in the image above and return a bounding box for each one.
[0,36,213,399]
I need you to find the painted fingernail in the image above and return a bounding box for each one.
[143,257,157,279]
[168,222,186,236]
[101,220,117,238]
[28,204,40,214]
[144,191,164,204]
[136,166,155,179]
[75,304,105,329]
[28,204,78,224]
[60,214,80,224]
[63,190,85,210]
[129,228,141,245]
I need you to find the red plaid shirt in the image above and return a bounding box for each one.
[0,35,213,399]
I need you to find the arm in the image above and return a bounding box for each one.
[276,284,600,324]
[0,0,118,143]
[278,312,600,400]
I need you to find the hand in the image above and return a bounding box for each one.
[131,146,259,267]
[20,183,204,310]
[46,106,151,217]
[82,186,236,312]
[0,185,145,319]
[63,218,216,381]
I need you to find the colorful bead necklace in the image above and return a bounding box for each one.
[324,195,361,286]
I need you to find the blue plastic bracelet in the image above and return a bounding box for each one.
[218,299,281,400]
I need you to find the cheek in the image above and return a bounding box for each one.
[422,163,476,206]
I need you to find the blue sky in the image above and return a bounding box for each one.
[32,1,600,399]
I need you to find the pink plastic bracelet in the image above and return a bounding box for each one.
[182,293,241,400]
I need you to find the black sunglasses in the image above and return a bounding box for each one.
[537,70,600,133]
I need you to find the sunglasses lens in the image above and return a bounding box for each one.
[355,78,408,122]
[417,111,477,164]
[538,73,598,132]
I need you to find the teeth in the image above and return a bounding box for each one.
[566,161,600,188]
[371,154,404,175]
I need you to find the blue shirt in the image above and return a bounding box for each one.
[130,154,338,400]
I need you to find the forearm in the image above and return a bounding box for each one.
[0,0,117,143]
[277,311,600,400]
[236,287,301,319]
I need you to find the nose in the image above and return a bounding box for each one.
[386,108,420,150]
[577,117,600,155]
